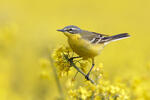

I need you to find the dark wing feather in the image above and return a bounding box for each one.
[80,30,109,44]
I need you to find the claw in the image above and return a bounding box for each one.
[68,56,80,62]
[68,57,74,62]
[85,74,90,80]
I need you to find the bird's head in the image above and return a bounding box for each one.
[57,25,82,37]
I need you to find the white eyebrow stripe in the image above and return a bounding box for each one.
[70,28,78,30]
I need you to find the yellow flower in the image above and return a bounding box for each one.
[68,89,77,98]
[39,58,50,68]
[52,46,73,77]
[77,86,92,100]
[39,58,50,80]
[52,45,91,77]
[40,71,50,80]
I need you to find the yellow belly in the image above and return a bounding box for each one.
[68,37,104,59]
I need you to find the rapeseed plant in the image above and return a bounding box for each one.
[1,0,150,100]
[52,45,129,99]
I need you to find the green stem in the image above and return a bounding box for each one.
[49,56,64,99]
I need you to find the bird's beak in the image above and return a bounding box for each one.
[57,29,65,32]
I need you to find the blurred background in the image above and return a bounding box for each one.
[0,0,150,99]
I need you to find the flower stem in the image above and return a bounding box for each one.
[49,56,64,99]
[64,54,95,85]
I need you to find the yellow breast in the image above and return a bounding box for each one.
[66,34,104,59]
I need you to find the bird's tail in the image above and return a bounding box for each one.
[102,33,130,43]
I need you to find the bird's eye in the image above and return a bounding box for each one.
[68,28,73,31]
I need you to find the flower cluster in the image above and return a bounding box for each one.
[52,45,91,77]
[65,62,129,100]
[49,45,150,100]
[67,80,129,100]
[51,45,130,99]
[39,58,51,80]
[52,46,73,77]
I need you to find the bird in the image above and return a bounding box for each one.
[57,25,130,80]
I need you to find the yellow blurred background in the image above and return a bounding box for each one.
[0,0,150,99]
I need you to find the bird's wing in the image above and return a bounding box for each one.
[91,32,109,37]
[80,31,109,44]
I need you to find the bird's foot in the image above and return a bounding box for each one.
[68,56,80,62]
[85,74,90,80]
[68,57,74,62]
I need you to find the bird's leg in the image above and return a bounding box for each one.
[85,58,95,80]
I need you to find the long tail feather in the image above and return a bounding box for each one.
[102,33,130,43]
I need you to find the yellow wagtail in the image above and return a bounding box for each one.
[57,25,130,80]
